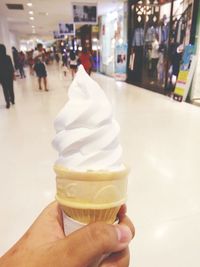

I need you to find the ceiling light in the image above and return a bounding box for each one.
[29,17,34,20]
[27,3,33,7]
[29,11,34,15]
[38,12,49,16]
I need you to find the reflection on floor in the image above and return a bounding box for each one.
[1,64,200,266]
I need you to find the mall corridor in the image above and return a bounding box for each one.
[1,64,200,266]
[1,0,200,266]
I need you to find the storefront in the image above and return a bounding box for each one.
[190,0,200,104]
[127,0,198,95]
[76,25,92,51]
[99,3,128,78]
[75,25,99,71]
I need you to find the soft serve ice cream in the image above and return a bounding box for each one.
[52,65,125,172]
[52,65,128,226]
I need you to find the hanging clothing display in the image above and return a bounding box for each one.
[132,28,144,46]
[127,0,195,95]
[145,26,157,43]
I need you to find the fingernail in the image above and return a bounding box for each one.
[115,225,132,243]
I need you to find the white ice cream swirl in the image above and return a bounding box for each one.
[52,65,124,171]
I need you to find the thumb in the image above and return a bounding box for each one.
[54,222,132,267]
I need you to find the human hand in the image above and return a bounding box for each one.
[0,202,134,267]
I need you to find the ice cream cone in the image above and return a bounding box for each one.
[54,164,129,224]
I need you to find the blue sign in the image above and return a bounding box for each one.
[115,43,127,80]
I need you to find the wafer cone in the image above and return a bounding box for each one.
[54,165,128,224]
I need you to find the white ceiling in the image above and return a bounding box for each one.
[0,0,124,40]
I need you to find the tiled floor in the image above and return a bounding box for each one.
[0,64,200,266]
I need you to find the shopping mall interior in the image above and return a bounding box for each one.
[0,0,200,266]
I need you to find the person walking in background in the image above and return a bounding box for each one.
[18,51,26,78]
[12,46,19,73]
[62,52,68,67]
[27,50,34,75]
[62,52,68,77]
[79,47,93,75]
[33,43,48,91]
[0,44,15,109]
[69,50,78,79]
[55,53,60,64]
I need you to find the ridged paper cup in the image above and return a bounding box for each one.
[54,165,129,224]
